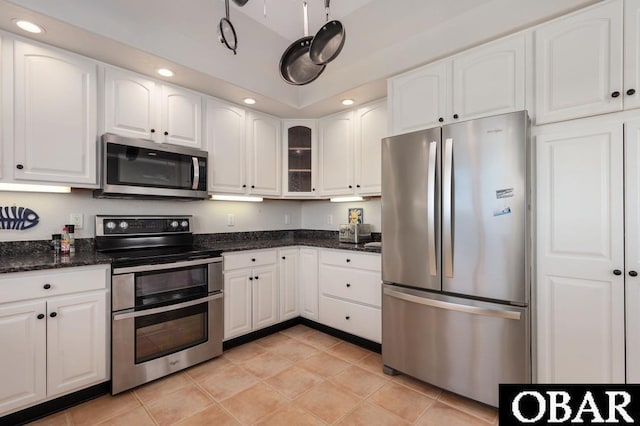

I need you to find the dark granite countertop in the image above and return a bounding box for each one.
[0,230,380,274]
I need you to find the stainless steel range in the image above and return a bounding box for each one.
[95,215,223,394]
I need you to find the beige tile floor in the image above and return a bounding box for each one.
[28,325,499,426]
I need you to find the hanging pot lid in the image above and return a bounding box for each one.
[279,1,325,85]
[309,0,345,65]
[219,0,238,55]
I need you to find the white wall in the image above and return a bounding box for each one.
[0,189,303,241]
[301,198,381,232]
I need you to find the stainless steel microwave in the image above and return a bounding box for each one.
[94,133,208,200]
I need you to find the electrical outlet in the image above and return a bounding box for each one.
[327,214,333,225]
[284,213,291,225]
[69,213,83,229]
[227,214,235,226]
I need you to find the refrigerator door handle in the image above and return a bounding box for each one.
[427,141,437,276]
[443,137,454,278]
[383,287,522,320]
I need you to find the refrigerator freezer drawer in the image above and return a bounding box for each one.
[382,284,530,407]
[319,294,381,342]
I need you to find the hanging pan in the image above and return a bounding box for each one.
[219,0,238,55]
[279,1,325,85]
[309,0,345,65]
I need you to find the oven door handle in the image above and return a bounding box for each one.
[112,293,223,321]
[113,257,222,274]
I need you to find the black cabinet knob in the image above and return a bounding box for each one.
[251,185,255,189]
[346,259,351,263]
[613,269,622,276]
[453,114,459,119]
[312,188,316,191]
[164,131,169,136]
[611,91,621,98]
[37,314,45,320]
[282,256,286,260]
[242,184,247,188]
[630,271,638,277]
[16,164,24,170]
[356,184,361,188]
[251,258,256,262]
[254,276,259,280]
[43,283,51,290]
[150,129,156,133]
[348,185,353,189]
[628,89,637,96]
[249,276,253,281]
[346,283,351,287]
[345,316,350,320]
[49,312,57,318]
[438,117,444,123]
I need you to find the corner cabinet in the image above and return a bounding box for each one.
[388,34,526,136]
[104,66,203,148]
[282,120,317,197]
[299,248,319,320]
[0,265,109,416]
[278,248,300,321]
[11,40,98,186]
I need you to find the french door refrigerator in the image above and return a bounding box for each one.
[381,110,530,407]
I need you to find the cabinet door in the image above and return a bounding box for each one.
[223,269,252,340]
[283,120,317,197]
[536,120,625,383]
[46,291,107,397]
[160,85,202,148]
[279,249,299,321]
[13,41,97,186]
[247,112,281,196]
[534,0,623,124]
[0,300,46,415]
[206,98,246,194]
[318,111,354,196]
[624,0,640,110]
[252,265,278,330]
[388,61,448,135]
[354,100,387,196]
[451,35,525,122]
[104,67,158,140]
[299,248,319,320]
[626,118,640,382]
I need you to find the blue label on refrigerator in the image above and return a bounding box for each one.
[493,206,512,217]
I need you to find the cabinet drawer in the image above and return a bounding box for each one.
[319,250,381,271]
[319,295,381,343]
[223,250,277,271]
[0,265,109,304]
[319,265,381,307]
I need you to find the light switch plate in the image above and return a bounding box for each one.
[227,214,235,226]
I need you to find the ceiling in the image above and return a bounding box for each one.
[0,0,600,118]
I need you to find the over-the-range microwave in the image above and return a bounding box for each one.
[94,133,208,200]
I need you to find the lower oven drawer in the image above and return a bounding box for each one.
[111,292,223,394]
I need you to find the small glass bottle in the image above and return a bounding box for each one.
[51,234,61,254]
[65,224,75,253]
[61,226,70,254]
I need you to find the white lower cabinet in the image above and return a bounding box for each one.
[278,249,299,321]
[299,248,319,320]
[223,250,279,340]
[317,249,382,343]
[0,265,109,416]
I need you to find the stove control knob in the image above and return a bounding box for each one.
[170,221,179,229]
[119,221,129,230]
[181,220,189,229]
[106,221,116,230]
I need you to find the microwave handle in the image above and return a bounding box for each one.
[191,157,200,190]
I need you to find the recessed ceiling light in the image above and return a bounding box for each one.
[341,99,355,106]
[157,68,174,77]
[243,98,256,105]
[14,20,43,34]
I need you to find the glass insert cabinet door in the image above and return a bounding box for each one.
[284,121,316,195]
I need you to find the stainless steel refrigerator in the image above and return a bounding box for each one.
[381,110,530,407]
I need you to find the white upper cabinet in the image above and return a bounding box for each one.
[205,97,246,194]
[388,61,448,136]
[451,35,525,122]
[160,84,203,148]
[104,66,203,148]
[246,111,281,196]
[318,111,354,196]
[625,0,640,110]
[104,67,158,140]
[282,120,317,197]
[12,40,98,186]
[534,0,624,124]
[536,118,625,383]
[354,100,387,195]
[388,34,526,136]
